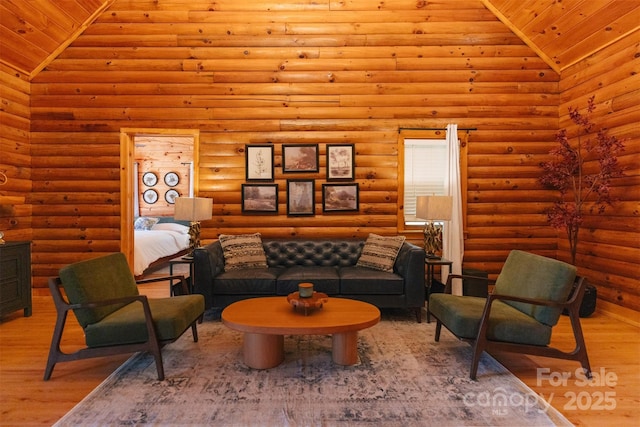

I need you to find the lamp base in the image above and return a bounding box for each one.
[423,222,443,259]
[187,221,201,255]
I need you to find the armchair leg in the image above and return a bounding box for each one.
[43,310,68,381]
[568,306,592,379]
[470,339,486,381]
[191,322,199,342]
[434,320,442,342]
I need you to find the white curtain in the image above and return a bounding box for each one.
[442,123,464,294]
[133,162,140,217]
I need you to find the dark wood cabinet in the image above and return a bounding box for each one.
[0,241,32,317]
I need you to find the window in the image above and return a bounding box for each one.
[403,138,448,225]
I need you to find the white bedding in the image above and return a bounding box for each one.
[134,229,190,276]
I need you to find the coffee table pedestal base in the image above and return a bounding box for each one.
[242,331,359,369]
[243,333,284,369]
[332,331,359,365]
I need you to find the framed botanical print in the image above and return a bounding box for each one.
[246,145,274,181]
[326,144,355,181]
[143,189,158,204]
[164,172,179,187]
[142,172,157,187]
[287,179,315,216]
[282,144,319,173]
[322,183,359,212]
[165,189,179,204]
[242,184,279,214]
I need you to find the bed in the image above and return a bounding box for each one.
[134,217,191,277]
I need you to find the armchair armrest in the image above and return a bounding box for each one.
[444,274,495,294]
[48,276,158,348]
[136,274,189,295]
[476,277,586,341]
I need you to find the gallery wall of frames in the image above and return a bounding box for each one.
[135,135,193,217]
[243,144,357,216]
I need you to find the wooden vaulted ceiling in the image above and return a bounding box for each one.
[0,0,114,78]
[0,0,639,79]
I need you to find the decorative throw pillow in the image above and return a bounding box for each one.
[356,233,406,272]
[219,233,268,271]
[134,217,159,230]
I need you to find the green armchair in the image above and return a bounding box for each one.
[429,250,591,380]
[44,252,205,381]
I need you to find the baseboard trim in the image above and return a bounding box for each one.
[597,299,640,328]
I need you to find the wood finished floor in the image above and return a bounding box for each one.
[1,272,638,426]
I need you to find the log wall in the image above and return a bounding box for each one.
[2,0,635,310]
[0,65,31,242]
[558,32,640,310]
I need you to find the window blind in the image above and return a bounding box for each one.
[404,139,448,222]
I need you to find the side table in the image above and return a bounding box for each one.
[425,257,452,323]
[169,256,194,296]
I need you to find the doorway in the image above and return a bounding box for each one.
[120,128,200,270]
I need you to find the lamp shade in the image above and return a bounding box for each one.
[415,195,452,221]
[174,197,212,222]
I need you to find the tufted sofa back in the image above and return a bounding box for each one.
[263,239,364,268]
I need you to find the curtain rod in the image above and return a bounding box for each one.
[398,127,477,133]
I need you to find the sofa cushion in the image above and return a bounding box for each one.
[356,233,406,272]
[219,233,268,271]
[429,294,552,346]
[214,268,280,295]
[339,266,404,295]
[275,266,340,295]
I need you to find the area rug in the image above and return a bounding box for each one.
[55,309,571,426]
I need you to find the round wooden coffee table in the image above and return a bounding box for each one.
[222,296,380,369]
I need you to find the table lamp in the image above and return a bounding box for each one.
[415,195,452,259]
[174,197,212,256]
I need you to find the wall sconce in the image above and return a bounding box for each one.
[415,195,452,259]
[174,197,213,257]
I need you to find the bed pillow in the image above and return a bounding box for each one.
[134,217,160,231]
[356,233,406,272]
[151,222,190,234]
[219,233,268,271]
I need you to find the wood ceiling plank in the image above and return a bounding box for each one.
[493,0,551,28]
[1,0,72,41]
[554,12,640,68]
[521,0,580,36]
[535,0,639,50]
[0,4,62,53]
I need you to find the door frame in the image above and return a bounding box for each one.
[120,128,200,270]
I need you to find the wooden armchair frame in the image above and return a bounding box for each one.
[433,273,592,380]
[44,274,197,381]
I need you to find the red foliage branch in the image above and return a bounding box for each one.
[539,96,626,264]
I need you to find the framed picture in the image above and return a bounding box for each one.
[326,144,355,181]
[242,184,279,214]
[246,145,274,181]
[164,172,179,187]
[282,144,319,173]
[142,172,157,187]
[287,179,315,216]
[143,189,158,204]
[322,183,359,212]
[165,189,179,204]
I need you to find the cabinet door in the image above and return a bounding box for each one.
[0,242,32,317]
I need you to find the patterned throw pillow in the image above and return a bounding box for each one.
[219,233,268,271]
[134,217,159,230]
[356,233,406,272]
